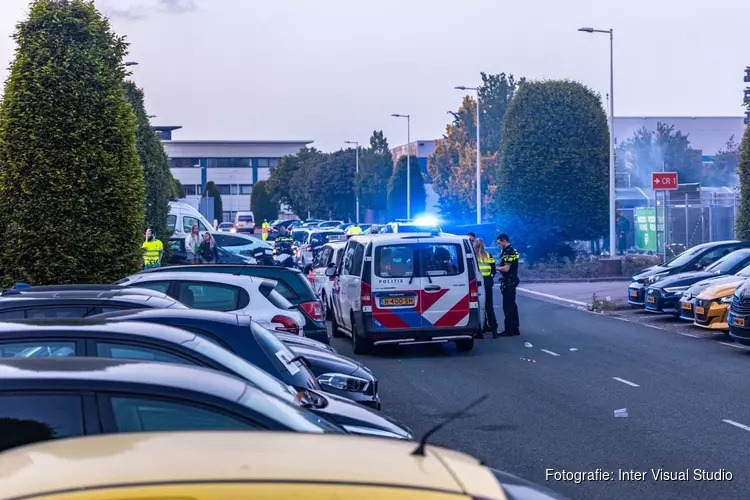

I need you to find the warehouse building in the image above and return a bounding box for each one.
[156,126,312,222]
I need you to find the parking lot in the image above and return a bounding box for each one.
[337,292,750,500]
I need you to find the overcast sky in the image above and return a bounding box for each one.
[1,0,748,151]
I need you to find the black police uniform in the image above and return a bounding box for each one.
[499,244,520,335]
[274,234,293,255]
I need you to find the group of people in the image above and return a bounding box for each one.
[141,224,218,271]
[467,232,520,338]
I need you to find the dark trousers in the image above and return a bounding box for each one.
[502,284,520,333]
[483,277,498,332]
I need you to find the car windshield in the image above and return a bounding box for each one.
[737,264,750,277]
[310,232,345,246]
[251,321,317,390]
[291,230,307,243]
[190,337,297,402]
[665,246,706,268]
[705,251,750,274]
[238,215,253,222]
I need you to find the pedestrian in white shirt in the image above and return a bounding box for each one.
[185,224,201,264]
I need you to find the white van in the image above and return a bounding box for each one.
[327,232,481,354]
[167,202,215,237]
[234,211,255,234]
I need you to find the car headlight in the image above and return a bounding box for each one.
[341,425,412,440]
[665,286,689,293]
[720,295,734,304]
[649,273,668,284]
[682,292,692,300]
[317,373,370,393]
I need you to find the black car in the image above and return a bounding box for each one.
[166,235,252,266]
[136,264,328,344]
[0,320,408,440]
[628,240,750,307]
[728,281,750,345]
[91,308,381,409]
[644,248,750,315]
[0,287,186,320]
[0,356,342,452]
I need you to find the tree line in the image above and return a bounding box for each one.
[0,0,178,285]
[266,131,426,222]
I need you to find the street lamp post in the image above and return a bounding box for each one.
[391,114,411,219]
[344,141,360,223]
[578,27,616,257]
[455,86,482,224]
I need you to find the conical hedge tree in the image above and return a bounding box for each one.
[0,0,145,284]
[735,124,750,239]
[387,155,427,220]
[124,81,172,240]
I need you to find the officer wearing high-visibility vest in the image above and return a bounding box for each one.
[261,220,270,241]
[347,223,363,236]
[474,238,499,338]
[497,233,520,336]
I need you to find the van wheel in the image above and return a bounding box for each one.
[331,309,345,338]
[351,315,372,355]
[323,292,332,321]
[455,338,474,352]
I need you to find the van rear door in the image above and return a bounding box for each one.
[418,240,470,329]
[370,242,423,329]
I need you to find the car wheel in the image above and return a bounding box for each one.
[323,292,333,321]
[331,308,345,338]
[455,338,474,352]
[351,313,372,355]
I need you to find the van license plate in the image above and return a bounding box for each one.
[381,297,416,307]
[682,302,692,311]
[647,296,655,304]
[695,306,705,315]
[733,317,745,327]
[629,290,638,297]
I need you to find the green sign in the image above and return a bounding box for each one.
[635,207,664,252]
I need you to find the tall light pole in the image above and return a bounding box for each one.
[391,114,411,219]
[455,86,482,224]
[579,27,616,257]
[344,140,360,223]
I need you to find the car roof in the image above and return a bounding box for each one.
[0,318,199,343]
[141,264,304,276]
[0,357,249,400]
[91,308,243,325]
[0,295,182,309]
[350,233,465,245]
[126,272,266,288]
[0,432,504,500]
[0,285,169,298]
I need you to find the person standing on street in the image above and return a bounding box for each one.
[142,228,163,270]
[347,223,363,236]
[185,224,201,265]
[199,231,217,263]
[261,219,270,241]
[496,233,520,336]
[474,238,499,339]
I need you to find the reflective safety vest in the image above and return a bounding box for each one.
[477,255,495,278]
[347,225,363,235]
[261,222,270,234]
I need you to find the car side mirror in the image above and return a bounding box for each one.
[325,266,337,277]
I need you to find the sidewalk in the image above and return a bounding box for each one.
[517,281,628,308]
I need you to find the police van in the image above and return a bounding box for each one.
[326,232,482,354]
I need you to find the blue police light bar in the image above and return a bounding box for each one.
[412,215,440,227]
[745,67,750,83]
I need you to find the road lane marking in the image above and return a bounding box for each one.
[719,341,747,349]
[612,377,640,387]
[517,288,588,306]
[540,349,560,357]
[723,419,750,432]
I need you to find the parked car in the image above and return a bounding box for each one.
[317,220,344,228]
[168,201,214,237]
[166,233,254,266]
[90,308,380,409]
[628,240,750,307]
[0,431,567,500]
[217,222,236,232]
[310,240,347,319]
[298,229,347,272]
[0,287,186,320]
[692,280,744,330]
[117,272,305,336]
[0,319,408,439]
[0,357,343,452]
[644,248,750,315]
[234,211,255,234]
[729,280,750,344]
[678,263,750,321]
[138,264,328,343]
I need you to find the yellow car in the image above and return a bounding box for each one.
[0,431,566,500]
[693,279,743,330]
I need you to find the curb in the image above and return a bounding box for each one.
[521,278,632,283]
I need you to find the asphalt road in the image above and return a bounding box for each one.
[331,294,750,500]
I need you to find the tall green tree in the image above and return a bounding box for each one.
[250,180,279,222]
[387,155,426,220]
[497,80,609,260]
[201,181,223,223]
[705,136,740,186]
[171,178,186,199]
[357,130,393,221]
[124,81,172,237]
[735,126,750,239]
[0,0,144,284]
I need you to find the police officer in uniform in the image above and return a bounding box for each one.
[474,238,498,338]
[274,225,293,256]
[261,219,270,241]
[496,233,520,336]
[347,223,363,236]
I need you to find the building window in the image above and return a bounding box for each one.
[240,185,253,195]
[169,158,201,169]
[257,158,280,168]
[206,158,252,168]
[184,185,202,196]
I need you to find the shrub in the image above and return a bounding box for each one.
[202,181,223,222]
[0,0,144,284]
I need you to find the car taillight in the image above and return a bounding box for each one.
[469,278,478,302]
[271,315,300,335]
[307,268,315,283]
[306,245,312,252]
[300,300,324,322]
[361,281,372,306]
